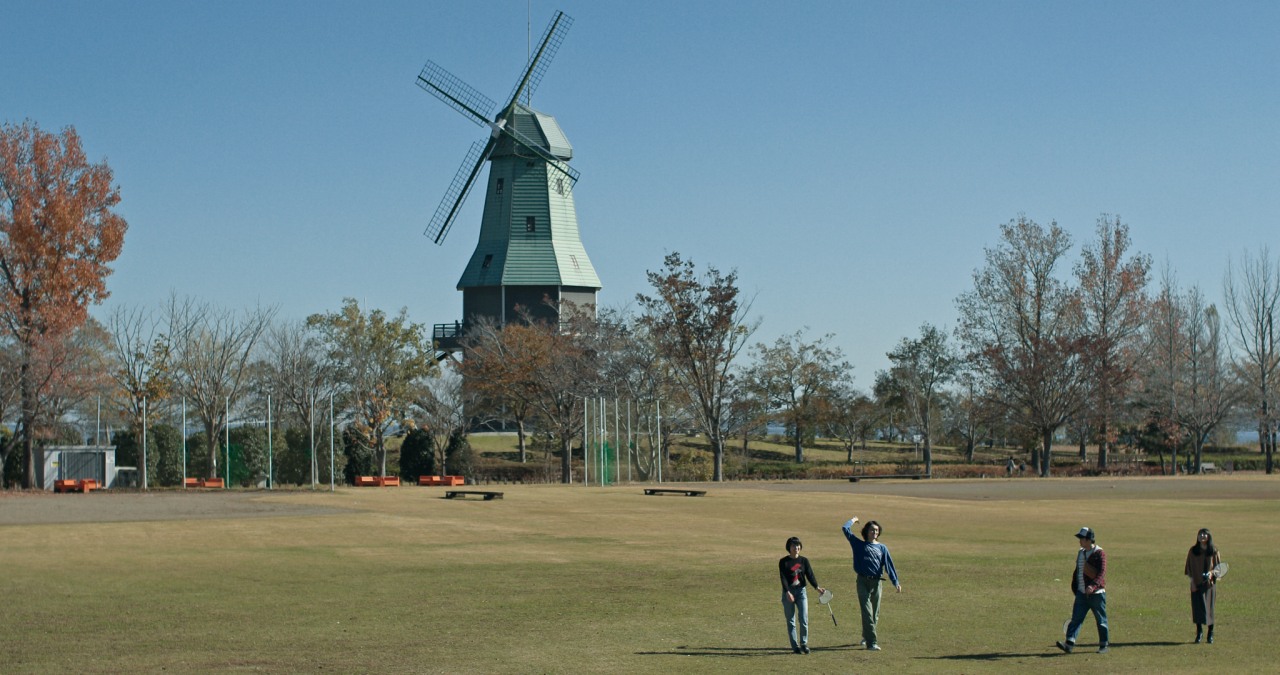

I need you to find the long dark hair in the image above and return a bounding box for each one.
[862,520,882,541]
[1190,528,1217,556]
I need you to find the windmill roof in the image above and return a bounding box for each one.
[496,104,572,160]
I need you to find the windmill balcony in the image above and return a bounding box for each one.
[433,321,466,353]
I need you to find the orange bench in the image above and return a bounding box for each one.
[418,475,465,486]
[356,476,401,487]
[199,478,225,488]
[54,479,100,493]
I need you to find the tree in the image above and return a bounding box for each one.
[410,360,471,478]
[1138,268,1188,474]
[458,316,540,463]
[956,216,1091,477]
[824,383,878,462]
[462,308,603,483]
[745,329,851,463]
[169,296,275,480]
[255,318,340,485]
[308,299,434,478]
[1074,215,1151,468]
[882,323,959,477]
[1223,247,1280,474]
[0,121,127,487]
[1179,287,1238,473]
[636,252,758,481]
[105,305,173,485]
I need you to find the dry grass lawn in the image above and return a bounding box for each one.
[1,475,1277,673]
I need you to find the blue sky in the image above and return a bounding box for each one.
[5,1,1279,382]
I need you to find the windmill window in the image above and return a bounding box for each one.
[482,254,493,269]
[570,254,580,270]
[526,216,536,232]
[496,178,504,196]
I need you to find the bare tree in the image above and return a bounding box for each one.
[824,382,878,463]
[1223,246,1280,474]
[744,329,851,463]
[1074,215,1151,468]
[637,252,758,481]
[882,323,959,476]
[1137,267,1187,474]
[411,360,471,476]
[105,305,173,438]
[1180,287,1239,473]
[956,216,1092,477]
[255,318,340,484]
[169,296,275,480]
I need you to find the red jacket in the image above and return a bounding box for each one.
[1070,546,1106,594]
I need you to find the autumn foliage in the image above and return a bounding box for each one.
[0,120,127,487]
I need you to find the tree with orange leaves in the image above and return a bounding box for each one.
[0,120,127,488]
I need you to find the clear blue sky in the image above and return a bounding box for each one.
[5,1,1279,382]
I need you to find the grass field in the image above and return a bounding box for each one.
[2,476,1277,673]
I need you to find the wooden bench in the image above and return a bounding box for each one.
[643,488,707,497]
[418,475,465,486]
[846,474,925,482]
[355,476,378,487]
[200,478,225,488]
[378,476,400,486]
[444,490,503,500]
[184,477,200,488]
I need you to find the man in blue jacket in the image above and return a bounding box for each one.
[842,516,903,651]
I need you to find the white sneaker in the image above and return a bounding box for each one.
[868,644,881,651]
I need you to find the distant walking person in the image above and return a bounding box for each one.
[1184,528,1225,644]
[1057,527,1109,654]
[841,516,902,651]
[779,536,826,654]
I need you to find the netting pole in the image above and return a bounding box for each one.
[267,394,273,490]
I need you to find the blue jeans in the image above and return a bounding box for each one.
[1066,591,1109,646]
[782,586,809,649]
[856,575,883,646]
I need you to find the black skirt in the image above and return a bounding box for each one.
[1190,584,1216,625]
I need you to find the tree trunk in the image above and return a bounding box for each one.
[376,427,387,477]
[517,418,527,463]
[793,423,804,463]
[560,434,572,484]
[205,419,219,479]
[20,357,36,488]
[1040,428,1053,477]
[712,433,725,481]
[923,437,933,477]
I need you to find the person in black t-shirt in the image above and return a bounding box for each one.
[779,536,826,654]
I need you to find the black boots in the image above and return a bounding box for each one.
[1195,625,1202,644]
[1207,626,1214,644]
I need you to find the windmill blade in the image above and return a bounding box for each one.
[502,123,580,185]
[503,11,573,110]
[424,139,494,245]
[417,60,497,127]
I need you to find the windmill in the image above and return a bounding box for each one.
[417,10,601,352]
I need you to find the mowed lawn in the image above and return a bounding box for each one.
[1,476,1277,673]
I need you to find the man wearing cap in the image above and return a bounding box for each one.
[1057,527,1109,654]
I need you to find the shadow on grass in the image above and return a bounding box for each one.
[919,641,1183,662]
[637,644,862,657]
